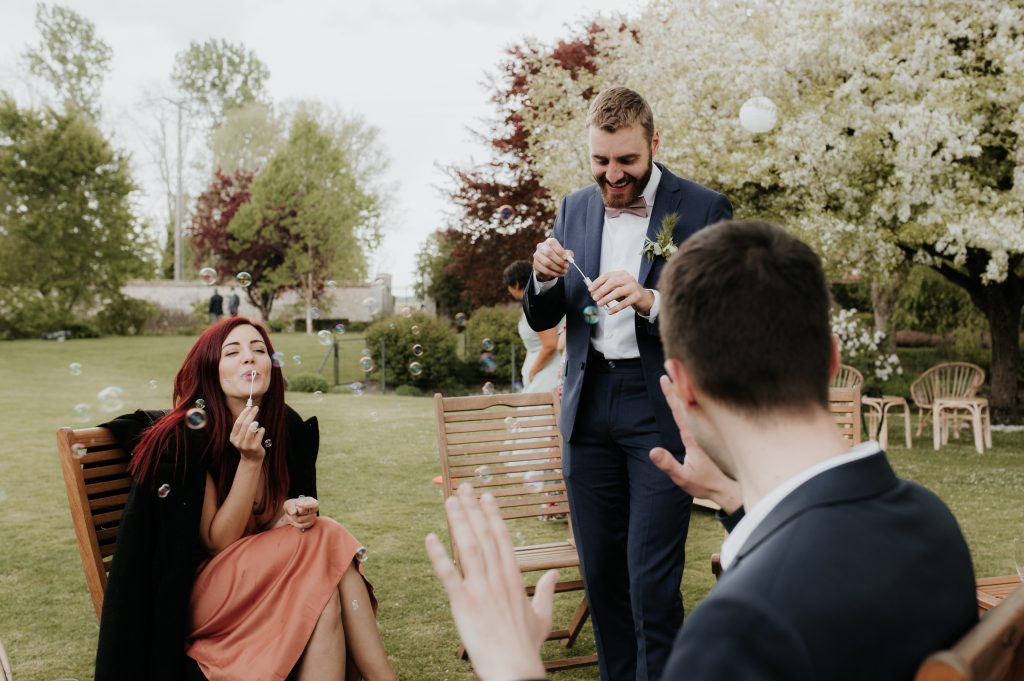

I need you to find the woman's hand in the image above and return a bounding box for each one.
[229,405,266,463]
[277,495,319,531]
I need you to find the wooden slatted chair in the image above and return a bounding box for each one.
[0,639,11,681]
[829,386,862,445]
[910,362,985,437]
[830,364,864,390]
[56,426,132,619]
[433,391,597,672]
[914,582,1024,681]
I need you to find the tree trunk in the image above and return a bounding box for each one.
[982,282,1022,423]
[871,267,904,355]
[304,271,314,334]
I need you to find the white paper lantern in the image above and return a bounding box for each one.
[739,96,778,134]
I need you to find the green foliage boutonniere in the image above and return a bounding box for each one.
[641,212,680,262]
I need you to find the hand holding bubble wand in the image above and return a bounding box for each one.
[564,253,613,312]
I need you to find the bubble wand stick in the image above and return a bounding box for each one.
[246,370,256,407]
[564,254,613,312]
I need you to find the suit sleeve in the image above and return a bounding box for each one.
[664,595,813,681]
[707,193,733,225]
[523,197,568,332]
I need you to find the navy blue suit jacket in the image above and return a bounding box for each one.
[664,452,977,680]
[523,164,732,448]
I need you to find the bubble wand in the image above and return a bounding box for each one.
[565,254,613,312]
[246,370,256,407]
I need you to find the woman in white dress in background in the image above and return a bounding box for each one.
[504,260,562,394]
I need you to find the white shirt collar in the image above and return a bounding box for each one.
[719,440,883,571]
[641,163,662,207]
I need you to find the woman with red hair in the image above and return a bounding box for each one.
[95,318,396,681]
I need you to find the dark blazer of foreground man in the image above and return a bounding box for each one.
[426,219,977,681]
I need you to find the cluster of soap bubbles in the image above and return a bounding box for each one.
[186,398,208,430]
[97,386,125,413]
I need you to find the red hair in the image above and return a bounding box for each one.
[130,317,290,516]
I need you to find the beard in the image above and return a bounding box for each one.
[596,155,654,209]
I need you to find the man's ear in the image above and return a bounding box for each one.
[650,129,660,158]
[828,334,841,382]
[664,357,698,408]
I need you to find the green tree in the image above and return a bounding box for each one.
[210,100,282,174]
[414,230,470,320]
[0,97,151,337]
[226,108,385,326]
[171,39,270,126]
[21,3,112,119]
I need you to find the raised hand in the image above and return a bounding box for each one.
[426,484,553,681]
[279,495,319,531]
[589,270,654,316]
[229,405,266,463]
[650,374,742,513]
[533,238,572,282]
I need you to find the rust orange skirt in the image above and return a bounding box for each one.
[185,517,376,681]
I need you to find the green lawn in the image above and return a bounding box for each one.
[1,335,1022,680]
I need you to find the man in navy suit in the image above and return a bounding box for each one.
[426,220,977,681]
[525,87,732,681]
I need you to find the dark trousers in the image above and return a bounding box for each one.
[566,358,692,681]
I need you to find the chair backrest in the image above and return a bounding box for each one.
[55,426,132,620]
[831,364,865,390]
[434,391,569,564]
[829,386,862,445]
[0,638,11,681]
[910,362,986,409]
[914,583,1024,681]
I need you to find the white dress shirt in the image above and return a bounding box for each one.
[719,440,883,571]
[534,164,662,360]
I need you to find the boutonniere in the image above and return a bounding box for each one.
[641,212,680,262]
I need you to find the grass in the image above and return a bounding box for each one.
[1,335,1022,680]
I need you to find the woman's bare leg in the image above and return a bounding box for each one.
[295,588,345,681]
[339,563,397,681]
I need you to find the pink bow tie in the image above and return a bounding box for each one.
[605,196,648,218]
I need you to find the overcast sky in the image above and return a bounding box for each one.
[0,0,638,294]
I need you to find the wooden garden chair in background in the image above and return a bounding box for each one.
[832,363,912,450]
[910,362,985,437]
[914,581,1024,681]
[433,391,597,672]
[55,426,132,620]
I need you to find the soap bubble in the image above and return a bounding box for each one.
[194,398,206,409]
[512,380,524,393]
[481,338,495,351]
[199,267,217,285]
[454,312,467,327]
[68,362,82,376]
[412,343,424,356]
[401,306,412,317]
[148,379,158,390]
[185,407,207,430]
[236,271,253,288]
[313,390,324,402]
[263,438,272,449]
[157,483,171,498]
[97,386,125,412]
[409,361,423,377]
[475,465,493,482]
[71,443,88,460]
[361,348,372,358]
[411,325,420,336]
[310,307,321,320]
[74,403,91,421]
[334,323,346,335]
[359,357,374,372]
[482,382,495,396]
[582,306,600,325]
[369,410,379,422]
[739,96,778,134]
[355,546,368,563]
[480,352,497,373]
[271,351,285,368]
[292,355,302,365]
[504,416,519,432]
[350,381,365,396]
[326,279,337,289]
[525,470,544,493]
[363,297,380,314]
[515,531,526,546]
[497,204,514,220]
[317,330,333,346]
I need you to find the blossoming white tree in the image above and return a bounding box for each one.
[517,0,1024,419]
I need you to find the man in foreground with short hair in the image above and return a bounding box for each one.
[427,219,977,681]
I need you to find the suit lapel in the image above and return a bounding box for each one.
[638,164,683,285]
[584,188,604,282]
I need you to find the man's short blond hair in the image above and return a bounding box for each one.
[587,87,655,142]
